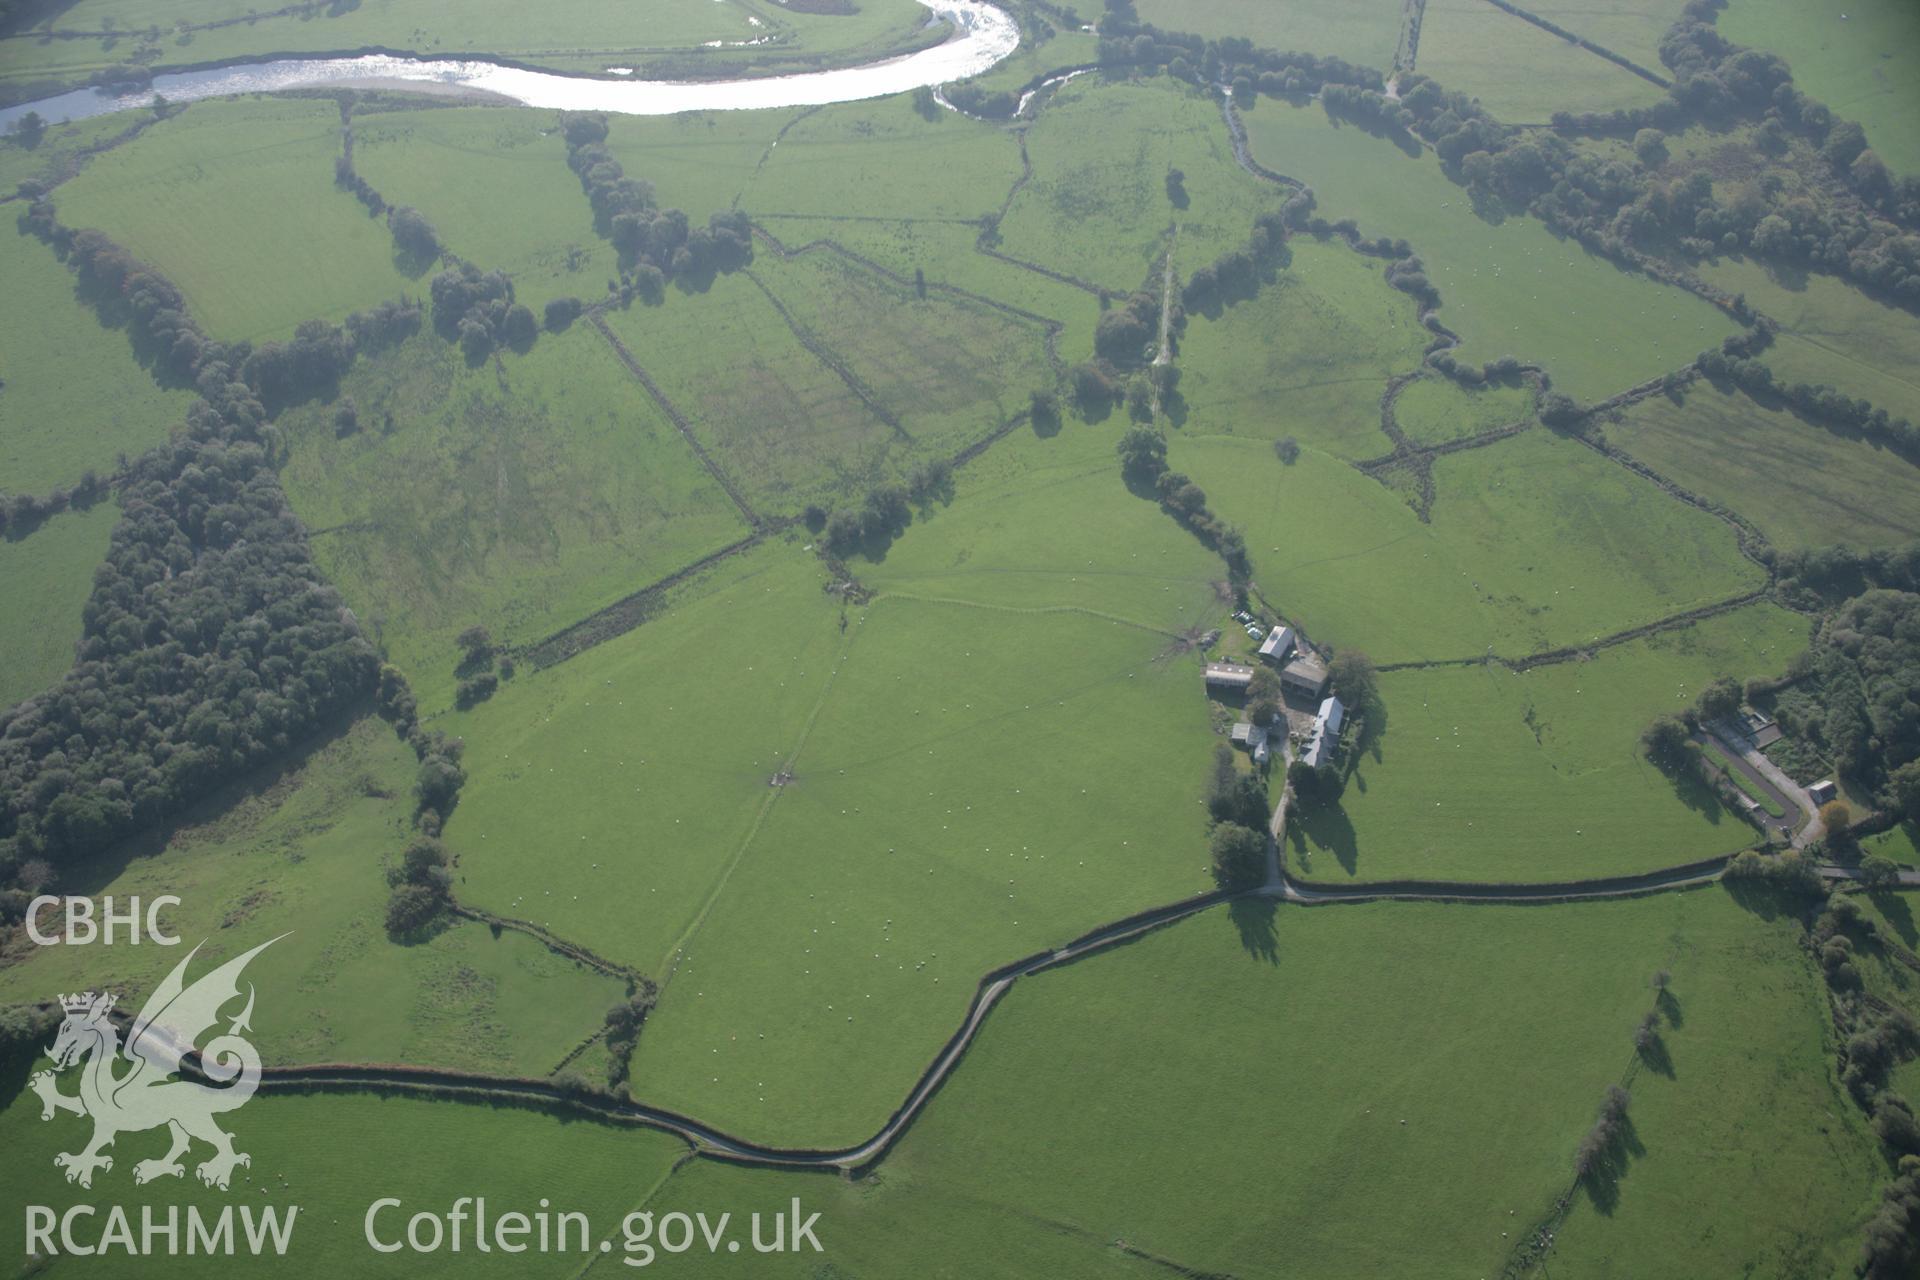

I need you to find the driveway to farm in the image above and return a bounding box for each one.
[1266,741,1294,886]
[1700,726,1824,849]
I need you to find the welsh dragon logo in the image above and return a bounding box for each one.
[31,936,283,1191]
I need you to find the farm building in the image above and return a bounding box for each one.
[1231,719,1272,764]
[1809,779,1837,804]
[1300,695,1345,770]
[1258,625,1296,663]
[1205,662,1256,691]
[1280,652,1329,699]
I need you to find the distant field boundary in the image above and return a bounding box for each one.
[129,856,1825,1179]
[1372,588,1770,674]
[1472,0,1673,89]
[588,313,764,530]
[516,530,768,671]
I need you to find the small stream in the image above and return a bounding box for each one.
[0,0,1017,131]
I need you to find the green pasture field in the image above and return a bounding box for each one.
[748,215,1105,361]
[641,890,1874,1279]
[1290,602,1807,883]
[1172,235,1430,456]
[0,227,190,494]
[998,74,1280,292]
[1600,381,1920,550]
[1415,0,1670,121]
[0,499,116,709]
[1392,371,1535,444]
[599,107,792,221]
[599,252,1045,515]
[1516,0,1691,70]
[1177,430,1762,664]
[1864,825,1920,872]
[0,1091,689,1277]
[597,269,888,513]
[277,325,749,713]
[1720,0,1920,176]
[1520,891,1879,1277]
[0,716,626,1075]
[443,542,850,975]
[627,595,1216,1145]
[742,93,1023,221]
[0,0,940,99]
[861,413,1225,627]
[1700,257,1920,428]
[750,247,1055,453]
[1239,97,1743,402]
[1132,0,1403,69]
[53,99,415,343]
[346,105,616,314]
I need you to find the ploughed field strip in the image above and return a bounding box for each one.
[6,3,1920,1275]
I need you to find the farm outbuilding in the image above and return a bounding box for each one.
[1280,653,1329,699]
[1258,625,1296,663]
[1205,662,1256,691]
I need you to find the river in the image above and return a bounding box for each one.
[0,0,1018,132]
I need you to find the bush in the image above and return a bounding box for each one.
[385,883,445,937]
[1573,1084,1630,1178]
[1209,822,1267,890]
[388,205,441,261]
[1116,426,1168,480]
[455,673,499,709]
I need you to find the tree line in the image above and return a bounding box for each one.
[0,395,380,913]
[0,216,468,921]
[1100,0,1920,319]
[1116,425,1249,578]
[558,113,753,296]
[1695,343,1920,465]
[807,458,954,559]
[1095,0,1383,100]
[17,199,420,410]
[0,469,111,540]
